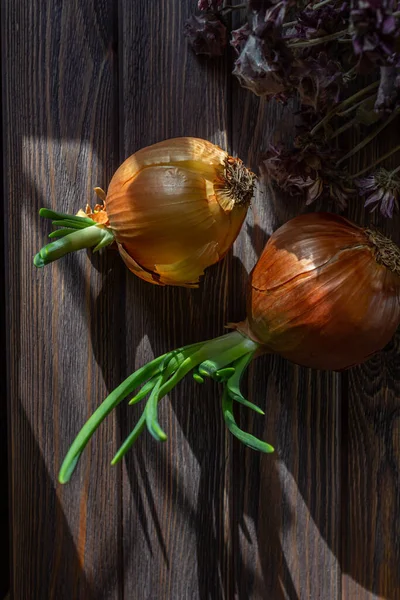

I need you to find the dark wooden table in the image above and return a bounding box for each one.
[3,1,400,598]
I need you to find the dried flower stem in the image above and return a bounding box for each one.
[351,145,400,179]
[337,109,400,167]
[337,94,377,117]
[330,116,358,140]
[283,20,296,29]
[220,3,247,13]
[311,81,379,136]
[288,29,349,48]
[311,0,336,9]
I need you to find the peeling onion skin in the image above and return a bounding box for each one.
[105,137,254,287]
[235,212,400,371]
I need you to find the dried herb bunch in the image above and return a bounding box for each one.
[185,0,400,218]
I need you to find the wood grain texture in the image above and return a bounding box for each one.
[4,1,400,599]
[2,1,122,598]
[230,86,341,598]
[0,15,9,595]
[342,130,400,600]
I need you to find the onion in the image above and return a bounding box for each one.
[236,211,400,370]
[34,137,255,287]
[58,212,400,483]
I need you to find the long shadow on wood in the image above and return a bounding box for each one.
[87,226,296,599]
[11,404,93,599]
[89,249,271,598]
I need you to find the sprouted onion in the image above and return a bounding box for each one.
[34,137,255,287]
[58,212,400,483]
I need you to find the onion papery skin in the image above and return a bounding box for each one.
[105,137,253,287]
[33,137,255,288]
[237,212,400,371]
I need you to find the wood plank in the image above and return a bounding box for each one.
[230,90,341,597]
[118,1,238,598]
[0,37,10,596]
[342,131,400,599]
[3,2,122,597]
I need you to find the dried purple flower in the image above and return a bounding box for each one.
[250,1,290,36]
[261,142,353,209]
[296,52,344,111]
[231,23,252,55]
[198,0,223,10]
[350,0,400,67]
[232,0,295,99]
[327,175,354,211]
[184,13,227,58]
[294,4,350,40]
[260,143,322,202]
[233,34,293,98]
[356,167,400,217]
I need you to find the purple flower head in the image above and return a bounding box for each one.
[233,34,293,98]
[294,4,350,40]
[198,0,223,10]
[356,168,400,218]
[231,23,252,55]
[350,0,400,67]
[295,52,344,112]
[232,0,295,99]
[184,13,227,58]
[261,141,353,209]
[261,143,324,203]
[251,1,290,36]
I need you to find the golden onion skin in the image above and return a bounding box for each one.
[238,212,400,371]
[104,137,253,287]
